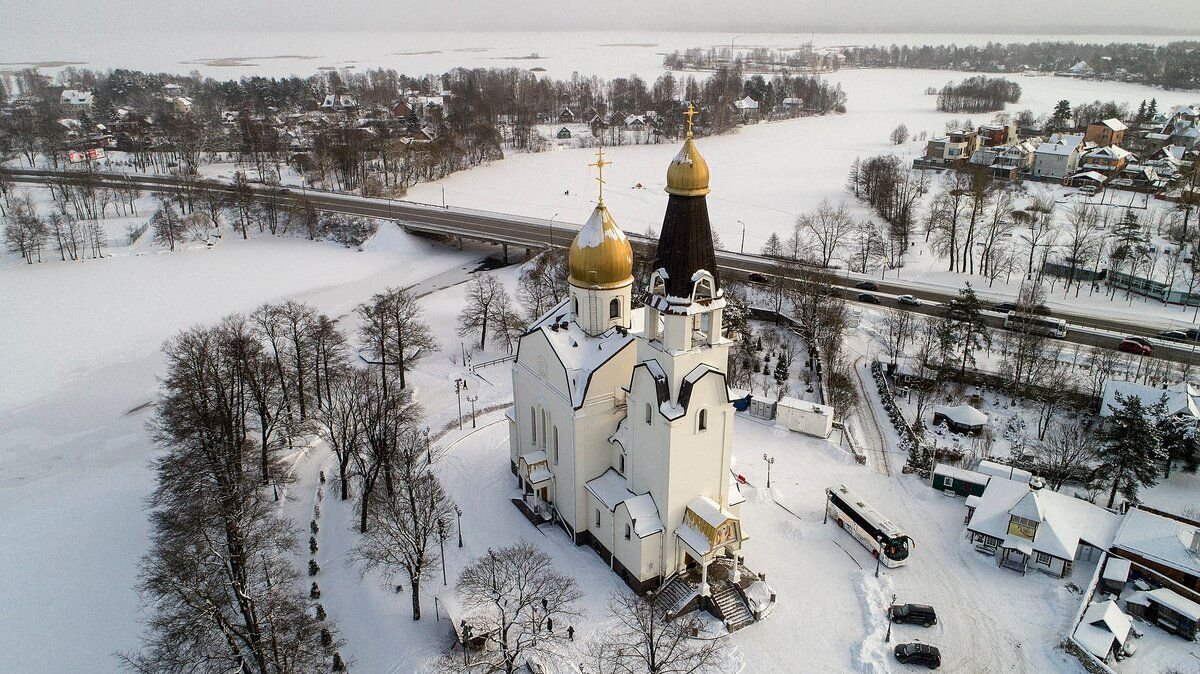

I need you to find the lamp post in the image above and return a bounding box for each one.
[738,220,746,254]
[875,536,883,578]
[438,519,448,586]
[885,593,896,642]
[467,394,479,428]
[762,453,775,489]
[549,213,558,248]
[455,378,468,430]
[456,505,464,548]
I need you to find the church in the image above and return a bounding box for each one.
[507,117,752,611]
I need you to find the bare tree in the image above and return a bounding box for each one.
[516,248,569,323]
[449,542,582,674]
[796,199,854,268]
[151,198,186,251]
[458,274,509,351]
[588,592,726,674]
[353,381,422,532]
[315,367,366,501]
[358,287,437,394]
[889,123,909,145]
[1036,418,1097,491]
[874,308,916,366]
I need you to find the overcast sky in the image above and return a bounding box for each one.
[4,0,1197,34]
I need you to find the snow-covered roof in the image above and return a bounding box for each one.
[1072,170,1109,183]
[60,89,92,106]
[1002,534,1033,556]
[1036,134,1084,156]
[1145,587,1200,621]
[584,469,663,537]
[1098,118,1128,132]
[1073,600,1131,658]
[1103,557,1132,583]
[1100,379,1200,418]
[967,476,1121,560]
[524,298,636,408]
[933,404,988,427]
[677,520,713,556]
[777,396,833,417]
[934,463,990,486]
[1084,145,1132,160]
[734,96,759,110]
[1112,508,1200,579]
[687,495,736,530]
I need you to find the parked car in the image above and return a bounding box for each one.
[855,281,879,291]
[894,643,942,670]
[858,293,881,304]
[1118,337,1152,355]
[992,302,1019,313]
[896,294,920,306]
[747,272,769,284]
[890,604,938,627]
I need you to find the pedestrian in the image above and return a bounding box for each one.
[567,625,574,641]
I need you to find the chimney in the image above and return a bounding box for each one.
[1190,529,1200,554]
[1029,476,1046,491]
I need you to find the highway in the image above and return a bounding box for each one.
[8,167,1199,365]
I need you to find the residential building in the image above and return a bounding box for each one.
[60,89,93,112]
[320,94,357,112]
[556,126,572,140]
[977,123,1017,147]
[508,131,753,610]
[964,476,1120,576]
[172,96,193,114]
[1099,380,1200,418]
[1085,118,1128,147]
[1079,145,1132,173]
[1032,133,1086,180]
[990,140,1038,177]
[558,107,575,124]
[734,96,760,122]
[923,130,980,166]
[1110,506,1200,595]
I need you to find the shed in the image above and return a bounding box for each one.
[1101,557,1132,595]
[1126,587,1200,639]
[976,460,1031,483]
[933,404,988,435]
[932,463,989,497]
[775,396,834,438]
[1073,600,1132,662]
[556,126,572,139]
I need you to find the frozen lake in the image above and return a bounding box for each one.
[1,30,1193,80]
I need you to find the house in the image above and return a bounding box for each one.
[320,94,357,112]
[1125,587,1200,640]
[989,140,1038,177]
[781,97,803,110]
[1112,163,1162,191]
[558,107,575,124]
[976,459,1031,483]
[1100,380,1200,418]
[390,99,412,118]
[932,404,988,435]
[60,89,93,111]
[1111,506,1200,595]
[172,96,193,114]
[1032,133,1085,180]
[923,130,980,166]
[932,463,989,497]
[977,123,1017,148]
[1069,170,1109,189]
[1072,600,1133,662]
[1068,60,1092,76]
[1100,556,1132,596]
[1079,145,1132,173]
[734,96,760,122]
[1085,118,1128,147]
[624,115,646,131]
[556,126,572,140]
[965,476,1120,577]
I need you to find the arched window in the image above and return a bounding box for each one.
[541,409,548,447]
[698,408,708,432]
[609,297,620,319]
[619,453,625,474]
[572,296,579,315]
[645,402,653,425]
[553,427,559,464]
[595,510,601,527]
[624,523,632,540]
[530,407,536,445]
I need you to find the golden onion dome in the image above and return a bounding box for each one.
[568,203,633,289]
[665,136,710,197]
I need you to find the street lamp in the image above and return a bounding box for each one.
[738,220,747,254]
[438,519,448,585]
[455,378,468,430]
[467,394,479,428]
[455,505,464,548]
[874,536,883,578]
[762,453,775,489]
[885,593,896,642]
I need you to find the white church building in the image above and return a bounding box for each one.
[507,129,750,602]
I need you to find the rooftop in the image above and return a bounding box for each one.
[967,477,1121,560]
[1112,507,1200,579]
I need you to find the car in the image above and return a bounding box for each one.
[1158,330,1188,341]
[896,294,920,306]
[278,187,291,195]
[894,643,942,670]
[855,281,879,291]
[1124,336,1151,348]
[992,302,1019,313]
[1118,338,1152,356]
[890,603,938,627]
[858,293,881,304]
[747,272,769,284]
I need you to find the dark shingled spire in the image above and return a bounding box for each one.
[651,194,721,299]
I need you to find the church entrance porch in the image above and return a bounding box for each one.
[655,555,768,633]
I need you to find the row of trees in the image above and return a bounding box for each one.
[935,76,1022,113]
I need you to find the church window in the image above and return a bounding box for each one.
[645,402,653,425]
[619,453,625,474]
[595,510,601,527]
[553,427,559,464]
[572,296,579,315]
[609,298,620,319]
[530,407,536,445]
[698,409,708,432]
[624,524,631,540]
[541,409,548,447]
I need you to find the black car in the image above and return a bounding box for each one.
[858,293,881,304]
[890,603,938,627]
[747,272,769,284]
[1159,330,1188,341]
[992,302,1019,313]
[855,281,879,291]
[895,643,941,669]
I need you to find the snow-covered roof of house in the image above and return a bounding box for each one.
[1103,557,1132,584]
[584,469,663,537]
[1037,134,1085,156]
[1161,144,1186,161]
[1069,61,1090,73]
[1112,507,1200,579]
[1098,118,1128,132]
[1084,145,1132,160]
[1100,379,1200,418]
[781,97,803,105]
[934,463,990,486]
[734,96,759,110]
[1142,588,1200,621]
[60,89,92,106]
[524,298,636,408]
[933,404,988,427]
[1073,600,1132,658]
[1072,171,1109,183]
[967,476,1121,560]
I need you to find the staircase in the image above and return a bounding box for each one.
[711,580,755,632]
[655,575,698,615]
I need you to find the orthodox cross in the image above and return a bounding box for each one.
[590,146,611,205]
[685,102,698,138]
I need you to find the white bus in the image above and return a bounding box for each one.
[826,484,912,568]
[1004,311,1068,338]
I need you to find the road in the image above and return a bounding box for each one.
[8,167,1200,365]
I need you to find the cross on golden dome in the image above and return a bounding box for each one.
[589,146,611,205]
[684,102,698,139]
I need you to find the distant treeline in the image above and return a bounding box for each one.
[841,41,1200,90]
[936,76,1022,113]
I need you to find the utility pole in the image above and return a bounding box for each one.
[467,394,479,428]
[438,519,447,585]
[455,378,468,430]
[455,506,463,548]
[738,220,746,254]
